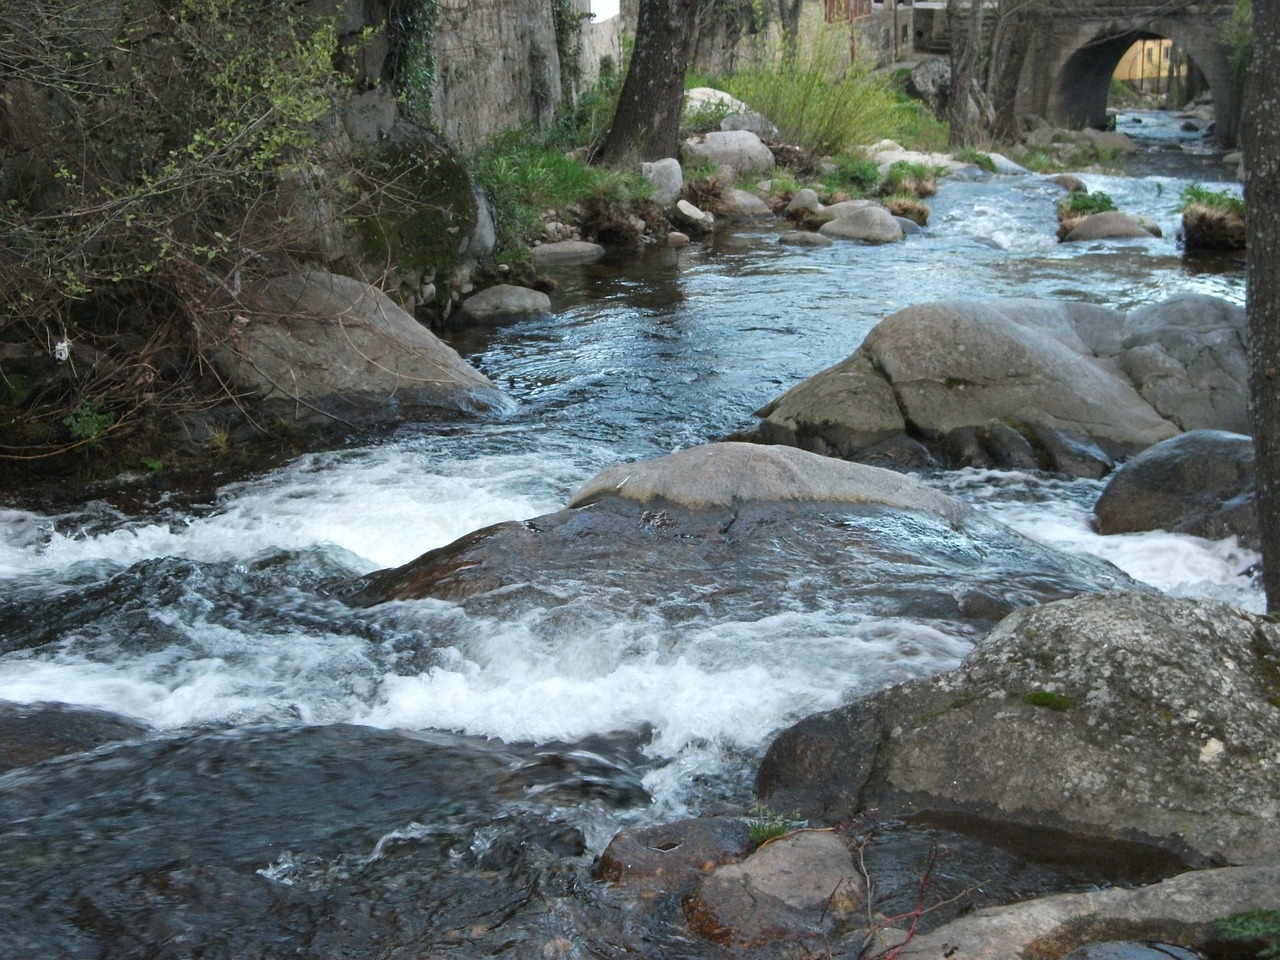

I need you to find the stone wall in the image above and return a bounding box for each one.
[689,1,911,77]
[430,0,621,151]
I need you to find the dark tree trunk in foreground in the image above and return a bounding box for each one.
[597,0,700,167]
[1244,0,1280,612]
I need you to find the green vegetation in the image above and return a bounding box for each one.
[882,193,931,226]
[468,128,653,259]
[746,802,794,846]
[1215,909,1280,958]
[716,55,920,158]
[879,161,944,199]
[386,0,439,113]
[951,148,997,173]
[1057,191,1117,220]
[63,401,116,442]
[1223,0,1254,83]
[1024,690,1073,711]
[1181,184,1246,219]
[1,0,354,457]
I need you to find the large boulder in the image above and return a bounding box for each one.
[906,58,951,120]
[757,593,1280,866]
[1115,293,1249,434]
[1063,211,1161,242]
[458,283,550,322]
[209,268,513,425]
[754,300,1179,476]
[752,295,1250,477]
[682,130,776,177]
[347,442,1136,632]
[818,205,904,244]
[1093,430,1258,548]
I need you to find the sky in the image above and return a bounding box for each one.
[591,0,620,20]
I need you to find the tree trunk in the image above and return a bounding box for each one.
[596,0,700,168]
[987,0,1036,143]
[1244,0,1280,612]
[947,0,986,146]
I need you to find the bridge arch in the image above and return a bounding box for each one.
[1021,10,1239,145]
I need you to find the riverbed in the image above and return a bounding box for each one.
[0,111,1253,957]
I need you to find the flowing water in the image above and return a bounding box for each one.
[0,112,1254,958]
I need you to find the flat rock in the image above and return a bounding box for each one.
[458,283,550,321]
[779,231,832,247]
[347,442,1136,633]
[897,864,1280,960]
[530,240,606,266]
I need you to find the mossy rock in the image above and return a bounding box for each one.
[351,124,479,289]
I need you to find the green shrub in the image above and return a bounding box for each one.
[951,147,997,173]
[712,28,907,157]
[1180,184,1245,219]
[879,160,943,198]
[1215,909,1280,958]
[1056,191,1116,220]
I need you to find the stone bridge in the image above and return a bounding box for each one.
[1014,0,1240,143]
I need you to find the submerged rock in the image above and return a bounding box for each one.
[1062,211,1161,242]
[757,593,1280,866]
[684,830,865,948]
[529,239,606,266]
[817,205,903,244]
[458,283,551,321]
[348,443,1136,633]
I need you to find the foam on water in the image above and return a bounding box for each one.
[945,468,1263,612]
[0,444,577,579]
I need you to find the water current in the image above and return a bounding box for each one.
[0,110,1254,957]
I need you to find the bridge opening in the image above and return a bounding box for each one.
[1052,30,1214,133]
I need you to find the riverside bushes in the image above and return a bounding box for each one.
[1,0,354,458]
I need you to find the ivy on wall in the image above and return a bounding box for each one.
[551,0,591,104]
[385,0,440,114]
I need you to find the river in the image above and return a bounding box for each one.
[0,110,1254,958]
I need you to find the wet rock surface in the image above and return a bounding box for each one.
[758,593,1280,866]
[1094,430,1257,548]
[0,701,150,773]
[348,444,1137,631]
